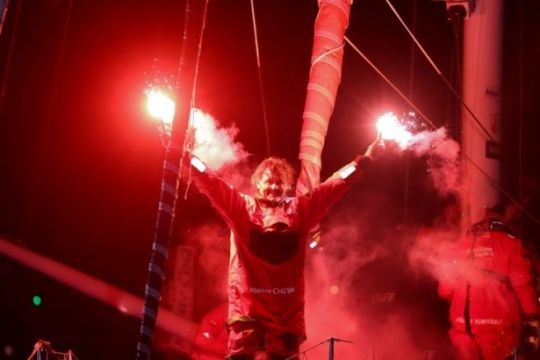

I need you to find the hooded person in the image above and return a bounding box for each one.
[438,206,540,360]
[187,139,384,360]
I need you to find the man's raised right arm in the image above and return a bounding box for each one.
[188,156,247,226]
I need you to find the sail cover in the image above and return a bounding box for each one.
[297,0,353,195]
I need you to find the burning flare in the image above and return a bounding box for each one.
[375,112,412,149]
[145,88,176,126]
[189,108,249,172]
[374,111,461,195]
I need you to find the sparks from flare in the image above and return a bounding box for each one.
[375,112,413,149]
[374,112,461,195]
[143,83,248,172]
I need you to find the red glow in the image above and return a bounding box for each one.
[117,304,129,314]
[0,237,197,341]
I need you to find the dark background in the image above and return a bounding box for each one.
[0,0,539,359]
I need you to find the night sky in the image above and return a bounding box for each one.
[1,0,540,359]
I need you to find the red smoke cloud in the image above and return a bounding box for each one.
[301,206,453,359]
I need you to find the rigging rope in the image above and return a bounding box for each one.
[382,0,540,226]
[344,36,436,129]
[182,0,211,199]
[384,0,494,143]
[344,35,540,227]
[386,0,527,196]
[403,0,418,225]
[249,0,272,156]
[517,0,525,211]
[447,5,463,135]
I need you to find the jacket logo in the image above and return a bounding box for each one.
[470,246,494,258]
[250,287,296,295]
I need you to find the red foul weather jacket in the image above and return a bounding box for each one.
[438,228,540,336]
[190,156,371,338]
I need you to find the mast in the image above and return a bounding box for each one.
[297,0,353,195]
[137,0,208,357]
[447,0,503,227]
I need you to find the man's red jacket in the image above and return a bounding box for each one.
[191,157,370,338]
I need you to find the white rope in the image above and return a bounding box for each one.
[344,36,436,129]
[383,0,494,142]
[249,0,272,156]
[344,34,540,227]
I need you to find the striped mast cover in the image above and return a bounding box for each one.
[297,0,353,195]
[136,0,209,358]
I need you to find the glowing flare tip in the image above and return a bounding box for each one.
[145,88,176,125]
[375,112,412,149]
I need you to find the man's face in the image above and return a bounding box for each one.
[256,169,289,203]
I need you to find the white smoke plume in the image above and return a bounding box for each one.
[377,113,461,196]
[190,108,250,172]
[408,127,461,196]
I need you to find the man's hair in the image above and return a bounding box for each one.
[251,157,296,191]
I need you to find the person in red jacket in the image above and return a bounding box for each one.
[188,140,383,360]
[438,209,540,360]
